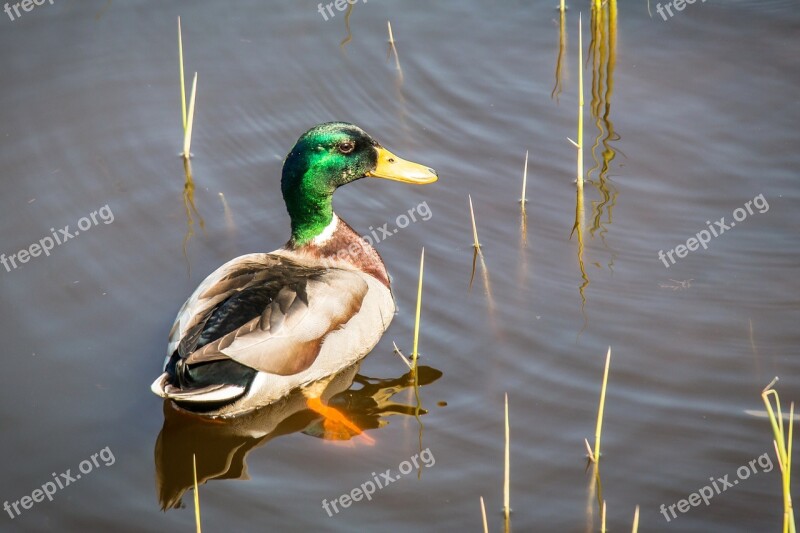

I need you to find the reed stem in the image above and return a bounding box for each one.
[762,379,796,533]
[577,13,584,193]
[504,393,511,524]
[521,150,529,204]
[601,500,607,533]
[183,72,197,159]
[192,454,202,533]
[469,194,481,249]
[480,496,489,533]
[411,247,425,368]
[178,17,186,132]
[593,347,611,463]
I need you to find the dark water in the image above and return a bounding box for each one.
[0,0,798,531]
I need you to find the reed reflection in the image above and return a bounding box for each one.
[552,1,567,102]
[181,158,205,275]
[587,0,620,257]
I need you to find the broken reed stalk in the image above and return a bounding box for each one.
[632,505,640,533]
[520,150,529,205]
[504,393,511,525]
[593,347,611,464]
[577,13,584,193]
[469,194,481,249]
[411,247,425,369]
[178,17,197,160]
[387,21,402,74]
[480,496,489,533]
[392,341,413,370]
[183,72,198,159]
[519,150,529,248]
[601,500,607,533]
[192,454,202,533]
[178,17,186,131]
[219,192,237,234]
[761,378,796,533]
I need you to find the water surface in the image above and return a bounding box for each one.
[0,1,798,531]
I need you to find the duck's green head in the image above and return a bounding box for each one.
[281,122,437,246]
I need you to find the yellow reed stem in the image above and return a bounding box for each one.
[192,454,202,533]
[178,17,186,132]
[469,194,481,249]
[593,347,611,463]
[521,150,529,204]
[411,247,425,367]
[183,72,197,159]
[504,393,510,524]
[762,379,796,533]
[480,496,488,533]
[577,13,584,193]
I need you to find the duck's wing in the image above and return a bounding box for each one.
[168,254,369,376]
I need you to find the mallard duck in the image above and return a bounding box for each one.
[151,122,437,418]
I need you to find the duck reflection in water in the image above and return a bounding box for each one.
[154,362,442,510]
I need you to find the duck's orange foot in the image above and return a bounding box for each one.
[306,397,375,445]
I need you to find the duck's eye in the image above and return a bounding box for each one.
[338,141,355,154]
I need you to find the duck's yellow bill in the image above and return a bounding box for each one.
[367,147,438,184]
